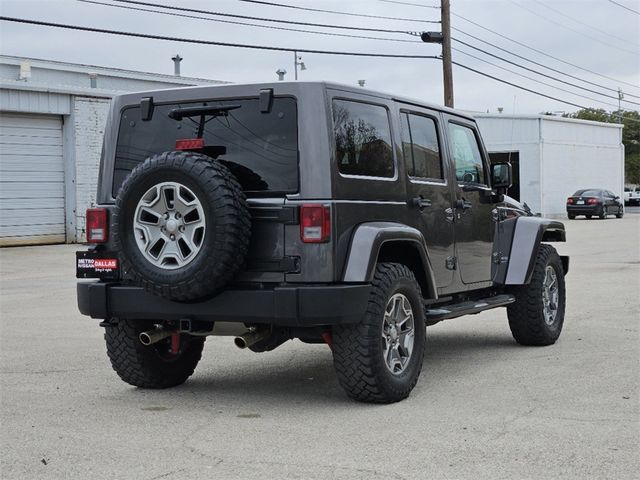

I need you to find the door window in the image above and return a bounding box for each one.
[400,112,443,180]
[448,123,487,185]
[332,99,394,178]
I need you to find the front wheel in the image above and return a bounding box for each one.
[332,263,426,403]
[616,207,624,219]
[507,245,566,346]
[599,206,607,219]
[105,319,205,388]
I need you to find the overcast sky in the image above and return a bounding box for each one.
[1,0,638,114]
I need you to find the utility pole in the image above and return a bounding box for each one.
[618,88,624,122]
[421,0,453,107]
[294,50,298,81]
[441,0,453,107]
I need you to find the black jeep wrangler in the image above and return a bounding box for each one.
[77,82,568,403]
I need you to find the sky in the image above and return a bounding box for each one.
[0,0,639,115]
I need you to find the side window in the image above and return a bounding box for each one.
[400,112,443,180]
[448,123,487,185]
[333,99,394,178]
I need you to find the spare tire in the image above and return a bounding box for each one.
[112,150,251,301]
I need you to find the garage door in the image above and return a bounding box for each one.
[0,113,65,246]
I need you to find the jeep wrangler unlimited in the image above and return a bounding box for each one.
[77,82,568,403]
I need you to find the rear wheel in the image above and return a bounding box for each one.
[332,263,426,403]
[105,319,205,388]
[567,213,575,220]
[507,245,565,346]
[599,206,607,219]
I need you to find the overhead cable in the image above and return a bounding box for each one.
[109,0,417,34]
[78,0,422,43]
[0,16,439,59]
[237,0,439,23]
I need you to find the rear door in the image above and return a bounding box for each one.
[399,107,455,288]
[443,115,495,284]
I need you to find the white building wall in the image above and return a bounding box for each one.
[476,117,543,213]
[73,97,111,241]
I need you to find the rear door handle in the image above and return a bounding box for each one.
[412,196,432,210]
[456,199,473,210]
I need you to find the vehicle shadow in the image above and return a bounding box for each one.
[111,329,522,409]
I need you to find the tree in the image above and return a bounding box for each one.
[563,109,640,184]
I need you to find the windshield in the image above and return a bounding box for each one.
[573,189,602,197]
[112,97,298,196]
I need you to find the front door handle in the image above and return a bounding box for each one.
[455,199,473,211]
[412,196,432,210]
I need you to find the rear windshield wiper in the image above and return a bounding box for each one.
[168,105,241,121]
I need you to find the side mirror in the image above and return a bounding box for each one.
[491,162,512,192]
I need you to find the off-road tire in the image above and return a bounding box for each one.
[507,244,565,346]
[112,151,251,301]
[332,263,426,403]
[105,319,205,388]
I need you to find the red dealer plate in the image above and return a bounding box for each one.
[76,251,120,280]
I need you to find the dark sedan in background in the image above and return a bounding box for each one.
[566,189,624,219]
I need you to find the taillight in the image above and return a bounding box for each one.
[300,204,331,243]
[86,208,108,243]
[587,198,599,205]
[566,198,574,204]
[175,138,205,150]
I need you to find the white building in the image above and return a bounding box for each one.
[475,114,624,217]
[0,55,226,246]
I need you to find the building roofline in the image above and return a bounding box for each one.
[0,54,227,85]
[473,113,623,128]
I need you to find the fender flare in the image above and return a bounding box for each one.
[342,222,437,299]
[504,216,568,285]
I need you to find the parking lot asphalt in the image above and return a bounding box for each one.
[1,213,639,480]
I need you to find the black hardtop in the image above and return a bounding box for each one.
[111,80,475,122]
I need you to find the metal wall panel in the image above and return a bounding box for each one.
[0,112,65,246]
[0,89,70,115]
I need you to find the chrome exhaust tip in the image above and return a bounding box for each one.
[139,329,173,346]
[234,329,270,349]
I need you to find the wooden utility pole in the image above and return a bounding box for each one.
[441,0,454,107]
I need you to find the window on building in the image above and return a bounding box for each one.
[400,112,443,180]
[333,99,394,178]
[448,123,486,185]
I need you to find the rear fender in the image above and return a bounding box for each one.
[342,222,437,300]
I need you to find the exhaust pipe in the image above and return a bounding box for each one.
[139,329,173,346]
[234,329,271,349]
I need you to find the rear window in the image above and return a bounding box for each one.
[573,189,602,197]
[332,99,394,178]
[112,97,298,196]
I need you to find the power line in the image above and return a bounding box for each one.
[453,47,621,109]
[453,37,640,106]
[0,16,440,59]
[451,13,640,91]
[78,0,422,43]
[109,0,414,34]
[377,0,439,8]
[452,31,640,100]
[532,0,637,47]
[608,0,640,15]
[508,0,638,56]
[237,0,440,23]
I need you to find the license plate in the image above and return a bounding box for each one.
[576,200,585,205]
[76,251,120,280]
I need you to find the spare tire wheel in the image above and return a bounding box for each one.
[112,150,251,301]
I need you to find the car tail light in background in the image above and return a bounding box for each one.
[586,198,599,205]
[86,208,108,243]
[175,138,205,150]
[300,204,331,243]
[566,198,574,204]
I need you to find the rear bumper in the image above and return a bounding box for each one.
[77,281,371,327]
[566,205,603,215]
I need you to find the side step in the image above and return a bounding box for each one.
[425,294,515,325]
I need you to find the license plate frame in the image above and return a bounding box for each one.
[76,250,120,280]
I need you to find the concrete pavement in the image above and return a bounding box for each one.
[1,214,638,479]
